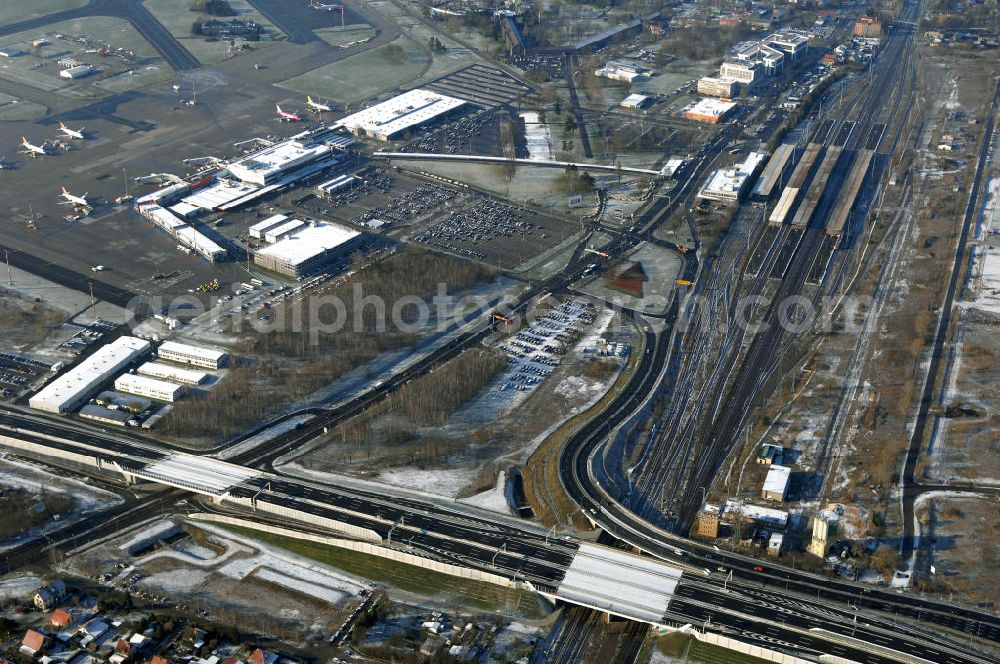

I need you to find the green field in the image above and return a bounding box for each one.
[0,0,88,26]
[278,34,429,105]
[220,524,548,619]
[143,0,282,65]
[314,25,377,48]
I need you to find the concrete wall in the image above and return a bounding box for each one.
[221,494,383,544]
[0,433,128,484]
[677,626,829,664]
[192,513,520,590]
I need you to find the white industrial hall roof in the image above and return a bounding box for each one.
[336,88,466,138]
[255,222,361,267]
[135,454,261,496]
[555,543,682,624]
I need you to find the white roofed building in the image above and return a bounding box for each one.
[137,362,208,385]
[115,374,184,402]
[337,89,466,141]
[699,152,767,202]
[254,222,363,277]
[29,337,151,413]
[762,464,791,502]
[228,140,334,186]
[158,340,228,369]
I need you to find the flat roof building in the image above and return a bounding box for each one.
[264,219,305,244]
[762,464,791,502]
[79,404,134,427]
[228,140,334,186]
[620,93,652,109]
[249,214,289,240]
[158,340,228,369]
[697,76,738,98]
[174,226,227,262]
[137,362,208,385]
[683,97,737,124]
[29,337,150,413]
[699,152,767,202]
[255,222,364,277]
[60,64,94,79]
[115,374,184,402]
[337,89,466,141]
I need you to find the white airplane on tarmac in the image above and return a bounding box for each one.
[306,96,333,113]
[58,122,85,140]
[19,137,50,157]
[309,0,338,10]
[60,186,89,207]
[275,104,302,122]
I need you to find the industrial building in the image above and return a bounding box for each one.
[249,214,289,240]
[157,340,228,369]
[115,374,184,402]
[139,205,228,262]
[79,404,135,427]
[595,61,654,83]
[697,77,738,98]
[336,89,466,141]
[683,98,737,124]
[317,174,359,197]
[29,337,151,414]
[762,464,791,502]
[137,362,208,385]
[699,152,767,202]
[227,140,335,187]
[254,222,364,277]
[620,94,652,110]
[59,64,94,79]
[264,219,305,244]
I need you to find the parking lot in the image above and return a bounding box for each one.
[402,108,518,157]
[0,352,49,396]
[497,299,597,394]
[409,190,578,268]
[424,63,533,108]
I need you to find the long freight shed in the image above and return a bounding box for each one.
[790,146,843,229]
[752,144,796,200]
[825,149,875,235]
[768,143,822,226]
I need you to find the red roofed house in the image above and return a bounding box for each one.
[249,649,277,664]
[50,609,73,628]
[20,630,47,657]
[151,656,169,664]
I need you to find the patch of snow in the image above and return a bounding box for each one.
[520,112,553,161]
[374,467,477,499]
[458,472,510,514]
[117,519,180,552]
[142,568,211,593]
[254,569,345,605]
[0,573,41,600]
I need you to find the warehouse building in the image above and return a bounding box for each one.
[79,404,134,427]
[157,340,228,369]
[683,98,737,124]
[137,362,208,385]
[336,89,466,141]
[762,464,791,502]
[317,174,358,197]
[59,64,94,79]
[620,94,652,110]
[254,222,363,277]
[699,152,767,202]
[264,219,305,244]
[249,214,289,240]
[29,337,150,414]
[697,76,738,98]
[115,374,184,402]
[227,140,335,187]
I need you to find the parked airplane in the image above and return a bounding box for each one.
[19,137,50,157]
[60,186,89,207]
[309,0,337,10]
[58,122,85,140]
[306,96,333,113]
[275,104,302,122]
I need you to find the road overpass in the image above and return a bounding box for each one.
[1,408,996,664]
